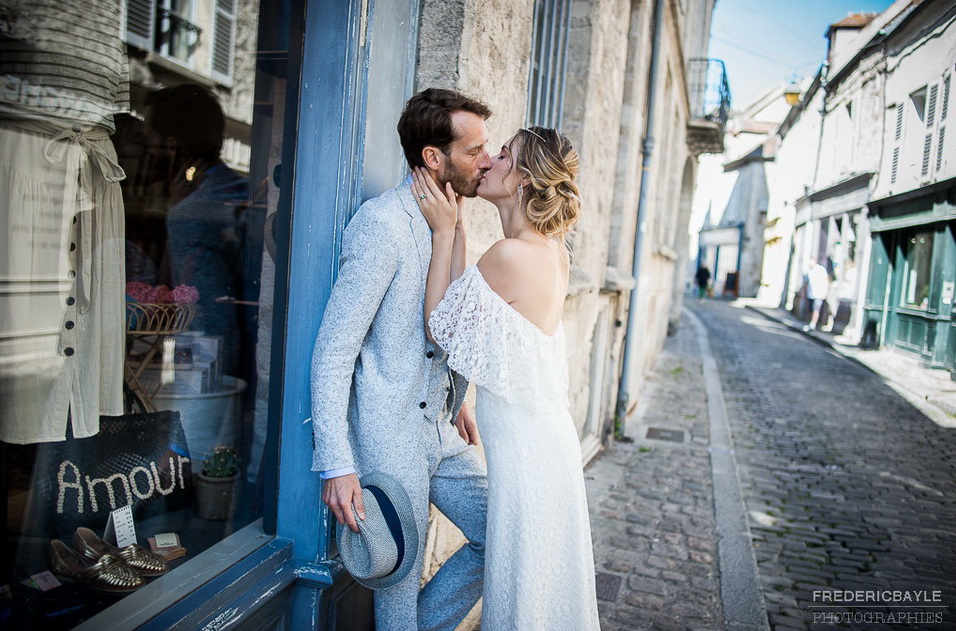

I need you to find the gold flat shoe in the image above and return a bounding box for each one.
[73,527,169,577]
[49,540,144,593]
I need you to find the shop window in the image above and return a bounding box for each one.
[526,0,572,128]
[1,0,291,626]
[901,232,933,310]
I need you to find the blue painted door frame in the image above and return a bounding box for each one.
[278,0,420,627]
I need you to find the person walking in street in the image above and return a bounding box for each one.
[695,264,712,304]
[310,88,491,631]
[413,126,601,630]
[803,257,831,332]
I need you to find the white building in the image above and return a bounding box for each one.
[694,86,791,298]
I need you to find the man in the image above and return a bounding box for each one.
[310,88,492,631]
[694,264,711,304]
[803,257,831,332]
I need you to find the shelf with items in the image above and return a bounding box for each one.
[124,301,196,412]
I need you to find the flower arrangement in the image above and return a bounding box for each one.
[125,283,198,332]
[126,282,199,305]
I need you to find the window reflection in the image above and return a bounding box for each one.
[0,0,288,626]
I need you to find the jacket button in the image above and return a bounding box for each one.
[64,347,75,356]
[426,351,434,358]
[66,297,75,306]
[419,401,427,409]
[65,321,75,330]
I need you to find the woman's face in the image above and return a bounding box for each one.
[477,135,522,203]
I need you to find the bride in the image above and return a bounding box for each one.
[411,127,601,630]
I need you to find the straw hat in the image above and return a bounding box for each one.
[337,472,419,589]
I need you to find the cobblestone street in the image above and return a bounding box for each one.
[586,300,956,630]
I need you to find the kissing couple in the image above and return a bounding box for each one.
[311,88,601,631]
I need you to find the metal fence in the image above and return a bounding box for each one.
[688,58,731,126]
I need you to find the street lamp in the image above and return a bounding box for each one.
[784,77,802,107]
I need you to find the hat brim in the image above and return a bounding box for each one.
[340,471,419,590]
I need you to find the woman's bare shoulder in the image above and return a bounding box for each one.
[477,238,559,303]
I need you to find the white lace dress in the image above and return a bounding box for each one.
[430,265,601,631]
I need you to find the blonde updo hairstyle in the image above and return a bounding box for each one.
[511,127,580,237]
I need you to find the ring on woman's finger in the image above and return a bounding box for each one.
[420,194,427,199]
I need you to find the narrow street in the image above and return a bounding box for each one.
[588,300,956,631]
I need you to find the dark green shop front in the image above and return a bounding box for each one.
[863,178,956,372]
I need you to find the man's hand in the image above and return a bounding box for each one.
[322,472,365,533]
[455,401,480,445]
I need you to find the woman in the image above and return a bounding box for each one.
[411,127,600,630]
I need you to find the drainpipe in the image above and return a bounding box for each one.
[614,0,666,438]
[736,222,745,297]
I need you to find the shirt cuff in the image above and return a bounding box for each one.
[319,466,356,480]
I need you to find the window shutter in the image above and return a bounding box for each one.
[927,84,939,129]
[211,0,236,82]
[895,103,904,141]
[936,126,945,172]
[126,0,155,51]
[943,75,951,122]
[891,146,899,183]
[922,133,933,176]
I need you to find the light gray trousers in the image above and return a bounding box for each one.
[374,414,488,631]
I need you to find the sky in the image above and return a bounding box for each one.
[709,0,896,108]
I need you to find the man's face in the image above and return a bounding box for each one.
[438,111,492,197]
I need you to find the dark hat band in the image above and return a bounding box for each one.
[365,483,404,575]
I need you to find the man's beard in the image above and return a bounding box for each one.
[441,160,482,198]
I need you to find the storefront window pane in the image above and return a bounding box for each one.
[1,0,291,626]
[901,232,933,310]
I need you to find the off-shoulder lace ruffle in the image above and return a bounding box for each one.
[428,265,570,409]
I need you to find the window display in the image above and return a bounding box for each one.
[0,0,290,626]
[901,232,933,310]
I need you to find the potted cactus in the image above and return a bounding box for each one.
[194,446,241,520]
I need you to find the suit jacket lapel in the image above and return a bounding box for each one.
[398,182,431,279]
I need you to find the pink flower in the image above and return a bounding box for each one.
[170,285,200,304]
[146,285,173,303]
[125,281,152,302]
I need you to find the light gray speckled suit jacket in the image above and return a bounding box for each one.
[310,181,468,475]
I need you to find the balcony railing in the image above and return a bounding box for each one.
[688,58,731,126]
[157,6,202,65]
[687,58,731,154]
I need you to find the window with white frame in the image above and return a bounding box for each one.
[906,80,947,181]
[157,0,201,67]
[125,0,235,82]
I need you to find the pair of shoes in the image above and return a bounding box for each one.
[73,527,168,577]
[49,540,144,593]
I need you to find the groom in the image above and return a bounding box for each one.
[311,88,492,631]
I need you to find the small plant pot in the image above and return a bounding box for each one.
[193,471,240,520]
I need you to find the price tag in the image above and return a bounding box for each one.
[103,504,137,548]
[30,571,62,592]
[154,532,180,548]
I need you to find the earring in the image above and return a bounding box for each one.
[517,185,523,200]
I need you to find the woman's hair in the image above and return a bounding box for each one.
[512,127,580,237]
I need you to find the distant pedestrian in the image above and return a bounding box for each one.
[803,257,830,332]
[695,265,712,304]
